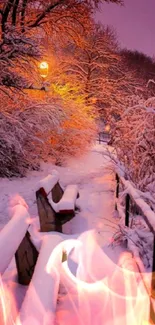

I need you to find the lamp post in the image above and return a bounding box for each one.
[39,61,49,90]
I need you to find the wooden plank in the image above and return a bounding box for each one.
[115,174,119,211]
[125,194,130,227]
[51,182,64,203]
[15,231,38,285]
[116,174,119,198]
[56,210,75,225]
[17,235,63,324]
[120,175,155,233]
[36,187,57,232]
[55,220,62,232]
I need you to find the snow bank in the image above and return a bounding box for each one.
[127,231,146,274]
[58,185,78,212]
[37,170,59,195]
[0,204,30,274]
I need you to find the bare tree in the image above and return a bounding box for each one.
[51,25,121,108]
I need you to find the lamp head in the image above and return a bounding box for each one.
[39,61,49,78]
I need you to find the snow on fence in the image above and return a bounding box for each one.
[97,132,111,144]
[115,174,155,231]
[115,173,155,322]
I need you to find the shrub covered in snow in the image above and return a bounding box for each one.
[0,90,96,177]
[110,97,155,195]
[112,216,153,270]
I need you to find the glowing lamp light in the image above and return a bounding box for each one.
[39,61,49,78]
[91,97,97,104]
[105,124,110,133]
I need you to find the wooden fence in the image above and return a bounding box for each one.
[97,132,111,144]
[115,173,155,323]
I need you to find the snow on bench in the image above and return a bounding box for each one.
[37,170,59,195]
[36,170,64,232]
[53,184,78,214]
[36,171,79,233]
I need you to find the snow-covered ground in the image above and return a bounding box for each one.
[0,144,117,242]
[0,144,151,325]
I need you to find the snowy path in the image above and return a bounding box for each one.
[0,144,121,274]
[0,145,152,325]
[0,144,125,325]
[62,148,117,248]
[0,145,117,245]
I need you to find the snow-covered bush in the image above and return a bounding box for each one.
[112,216,153,270]
[0,94,64,176]
[111,173,155,271]
[0,90,96,177]
[111,97,155,194]
[50,101,96,162]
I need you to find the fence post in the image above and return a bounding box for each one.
[115,174,120,211]
[116,174,119,198]
[125,194,130,227]
[99,132,101,144]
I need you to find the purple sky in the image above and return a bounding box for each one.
[95,0,155,57]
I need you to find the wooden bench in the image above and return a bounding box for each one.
[36,170,79,233]
[0,172,79,286]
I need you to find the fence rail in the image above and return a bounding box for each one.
[115,174,155,232]
[115,173,155,323]
[97,132,111,144]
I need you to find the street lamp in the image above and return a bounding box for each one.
[39,61,49,78]
[39,61,49,90]
[105,124,110,133]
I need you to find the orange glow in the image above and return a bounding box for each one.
[39,61,49,78]
[105,124,110,132]
[91,97,97,104]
